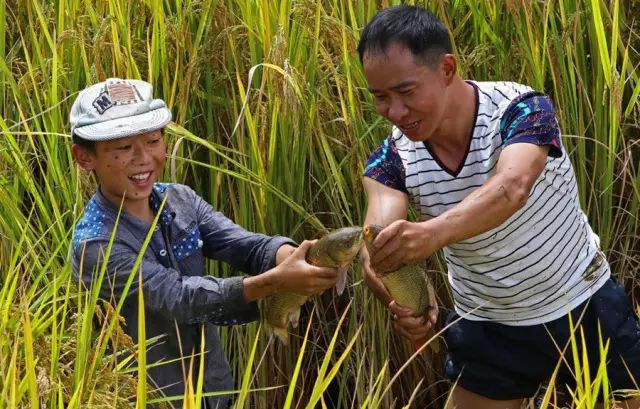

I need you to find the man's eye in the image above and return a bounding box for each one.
[148,139,160,145]
[400,89,413,95]
[117,145,132,151]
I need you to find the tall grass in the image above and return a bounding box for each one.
[1,0,638,407]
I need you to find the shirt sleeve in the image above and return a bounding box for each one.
[363,135,408,194]
[500,92,563,158]
[191,188,296,275]
[73,238,261,326]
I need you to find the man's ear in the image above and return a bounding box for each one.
[72,144,96,171]
[441,54,457,85]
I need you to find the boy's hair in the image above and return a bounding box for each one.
[357,5,452,67]
[72,132,96,152]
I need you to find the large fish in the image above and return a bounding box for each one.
[264,226,363,345]
[363,224,440,353]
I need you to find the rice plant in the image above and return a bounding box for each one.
[1,0,638,407]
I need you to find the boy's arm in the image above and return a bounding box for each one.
[182,187,340,302]
[74,239,260,325]
[192,189,296,275]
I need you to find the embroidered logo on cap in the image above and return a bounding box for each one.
[92,81,141,115]
[92,90,113,114]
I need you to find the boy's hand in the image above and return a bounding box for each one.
[275,240,339,296]
[389,299,438,344]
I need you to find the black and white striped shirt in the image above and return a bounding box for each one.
[364,81,609,325]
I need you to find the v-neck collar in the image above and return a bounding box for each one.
[422,81,479,177]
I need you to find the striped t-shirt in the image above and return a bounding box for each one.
[364,81,610,326]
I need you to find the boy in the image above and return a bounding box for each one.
[358,6,640,409]
[70,78,339,408]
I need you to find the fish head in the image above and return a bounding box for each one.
[324,226,364,265]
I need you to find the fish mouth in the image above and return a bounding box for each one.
[362,224,382,245]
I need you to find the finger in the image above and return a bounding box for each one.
[370,232,402,265]
[388,300,419,317]
[396,314,430,334]
[372,221,401,249]
[291,240,316,258]
[308,265,339,279]
[305,278,337,295]
[392,321,423,343]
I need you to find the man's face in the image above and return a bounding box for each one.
[363,42,449,142]
[75,130,165,210]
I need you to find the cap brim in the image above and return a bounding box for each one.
[73,107,172,141]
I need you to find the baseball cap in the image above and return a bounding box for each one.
[70,78,172,141]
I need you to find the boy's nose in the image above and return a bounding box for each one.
[132,143,152,163]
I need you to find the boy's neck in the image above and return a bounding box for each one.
[99,188,156,224]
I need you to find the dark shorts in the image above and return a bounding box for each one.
[444,277,640,400]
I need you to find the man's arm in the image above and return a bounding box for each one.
[369,143,549,273]
[361,177,409,305]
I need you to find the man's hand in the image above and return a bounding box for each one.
[272,240,339,296]
[389,299,438,344]
[369,220,441,274]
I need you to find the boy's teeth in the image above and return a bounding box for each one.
[130,172,150,181]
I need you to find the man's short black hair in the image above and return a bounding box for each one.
[357,5,452,67]
[72,133,96,152]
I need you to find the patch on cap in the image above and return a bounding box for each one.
[92,81,141,115]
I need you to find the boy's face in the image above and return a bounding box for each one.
[73,130,165,211]
[363,42,452,142]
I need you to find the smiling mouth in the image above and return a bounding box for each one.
[128,172,152,183]
[399,120,420,131]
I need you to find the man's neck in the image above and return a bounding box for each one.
[430,79,477,154]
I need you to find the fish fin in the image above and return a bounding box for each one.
[335,266,348,295]
[264,321,290,346]
[289,308,301,328]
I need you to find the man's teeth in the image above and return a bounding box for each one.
[130,172,151,181]
[402,121,419,130]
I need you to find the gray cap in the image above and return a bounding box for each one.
[70,78,172,141]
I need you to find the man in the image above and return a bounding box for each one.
[70,78,339,408]
[357,6,640,409]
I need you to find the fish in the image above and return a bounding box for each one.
[362,224,440,353]
[264,226,364,345]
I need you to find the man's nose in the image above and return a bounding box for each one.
[387,97,409,123]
